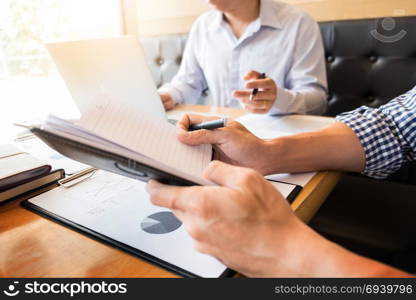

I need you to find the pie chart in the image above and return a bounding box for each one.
[141,211,182,234]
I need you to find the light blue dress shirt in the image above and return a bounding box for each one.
[159,0,328,114]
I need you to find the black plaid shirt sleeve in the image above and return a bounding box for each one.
[335,86,416,179]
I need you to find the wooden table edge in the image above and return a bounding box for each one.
[292,171,343,223]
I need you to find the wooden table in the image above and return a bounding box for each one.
[0,105,341,277]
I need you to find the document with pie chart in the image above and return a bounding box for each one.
[25,170,298,277]
[24,171,228,277]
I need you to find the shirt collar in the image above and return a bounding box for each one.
[210,0,283,32]
[259,0,283,30]
[211,10,225,32]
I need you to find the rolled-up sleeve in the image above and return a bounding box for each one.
[336,87,416,179]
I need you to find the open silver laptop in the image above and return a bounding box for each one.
[46,36,167,120]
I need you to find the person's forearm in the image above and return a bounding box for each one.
[261,122,366,175]
[284,223,411,277]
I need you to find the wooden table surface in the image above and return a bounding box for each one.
[0,105,341,277]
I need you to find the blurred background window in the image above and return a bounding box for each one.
[0,0,122,141]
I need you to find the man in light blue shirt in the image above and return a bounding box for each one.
[159,0,328,115]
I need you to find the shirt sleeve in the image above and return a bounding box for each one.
[158,19,208,105]
[269,14,328,115]
[336,88,416,179]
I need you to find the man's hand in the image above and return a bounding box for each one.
[146,161,309,277]
[232,70,277,114]
[147,161,412,277]
[177,114,272,174]
[159,93,176,111]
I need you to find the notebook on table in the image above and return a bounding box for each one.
[0,144,64,203]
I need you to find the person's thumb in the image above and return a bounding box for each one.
[203,161,256,190]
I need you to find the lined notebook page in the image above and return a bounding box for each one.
[77,99,212,178]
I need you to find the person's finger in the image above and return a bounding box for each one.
[177,127,228,145]
[203,161,261,189]
[146,180,200,212]
[171,209,186,223]
[245,78,274,90]
[236,91,274,103]
[159,93,171,102]
[232,90,251,100]
[193,241,221,258]
[177,114,192,131]
[163,101,173,111]
[177,114,220,131]
[147,180,226,224]
[243,70,262,81]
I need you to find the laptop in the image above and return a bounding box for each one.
[46,36,167,120]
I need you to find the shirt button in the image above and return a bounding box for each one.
[155,57,164,66]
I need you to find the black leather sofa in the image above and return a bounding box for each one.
[321,16,416,116]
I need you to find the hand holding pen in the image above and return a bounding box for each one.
[232,70,277,114]
[176,114,270,173]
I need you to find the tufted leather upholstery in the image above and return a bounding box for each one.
[140,16,416,115]
[140,35,188,89]
[321,16,416,116]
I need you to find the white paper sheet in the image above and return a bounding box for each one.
[268,180,300,198]
[236,113,335,139]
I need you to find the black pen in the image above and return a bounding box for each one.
[188,118,228,131]
[249,72,266,101]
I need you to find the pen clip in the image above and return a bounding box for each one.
[58,167,98,188]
